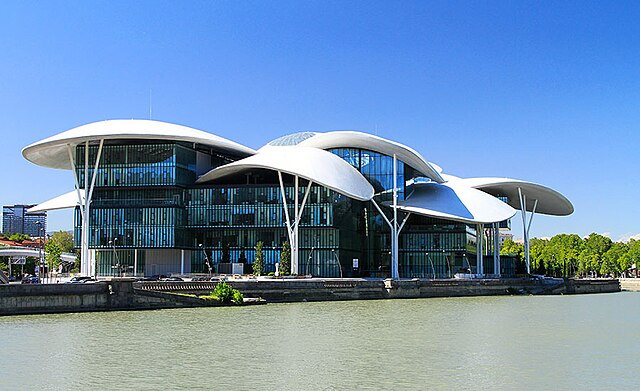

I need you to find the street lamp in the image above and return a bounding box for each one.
[462,253,472,275]
[443,250,452,278]
[331,249,343,279]
[199,243,211,278]
[36,221,44,283]
[108,238,121,277]
[425,252,436,280]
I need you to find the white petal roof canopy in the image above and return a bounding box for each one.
[197,146,375,201]
[27,190,84,213]
[455,177,574,216]
[265,131,445,183]
[22,119,256,170]
[389,181,517,224]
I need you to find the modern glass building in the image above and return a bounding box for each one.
[22,120,573,278]
[2,204,46,237]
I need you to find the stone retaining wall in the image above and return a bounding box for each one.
[619,278,640,291]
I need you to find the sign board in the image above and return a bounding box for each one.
[11,257,27,265]
[352,258,359,269]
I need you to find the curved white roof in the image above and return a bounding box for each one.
[388,181,517,224]
[197,146,375,201]
[22,119,256,170]
[264,131,444,183]
[0,247,76,262]
[28,190,84,213]
[455,177,574,216]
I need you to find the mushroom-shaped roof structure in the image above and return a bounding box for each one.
[264,131,444,183]
[27,190,84,213]
[23,119,256,170]
[197,146,375,201]
[387,181,517,224]
[454,177,574,216]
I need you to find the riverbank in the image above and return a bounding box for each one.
[0,277,621,315]
[619,278,640,291]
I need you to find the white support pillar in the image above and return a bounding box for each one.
[493,223,501,276]
[277,172,313,276]
[518,188,538,275]
[476,224,484,276]
[134,249,138,277]
[391,154,399,280]
[293,175,299,275]
[68,140,104,277]
[82,142,89,276]
[180,249,185,275]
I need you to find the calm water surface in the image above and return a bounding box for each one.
[2,292,639,390]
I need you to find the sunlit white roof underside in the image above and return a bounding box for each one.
[22,119,256,170]
[387,182,517,224]
[265,131,444,183]
[27,190,84,213]
[197,146,375,201]
[453,177,574,216]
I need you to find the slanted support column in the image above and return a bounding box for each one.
[493,223,501,276]
[68,140,103,277]
[518,188,538,275]
[370,154,409,280]
[478,224,483,275]
[391,154,399,280]
[278,172,313,275]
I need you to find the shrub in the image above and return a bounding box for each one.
[253,241,264,276]
[232,290,244,305]
[280,241,291,275]
[208,281,244,305]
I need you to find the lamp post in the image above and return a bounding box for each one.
[199,243,211,278]
[443,250,452,278]
[108,238,121,277]
[331,249,343,279]
[425,252,436,280]
[463,253,472,275]
[36,221,44,283]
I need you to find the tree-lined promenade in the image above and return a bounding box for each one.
[501,233,640,278]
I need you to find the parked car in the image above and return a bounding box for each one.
[21,276,39,284]
[162,277,184,282]
[66,276,94,284]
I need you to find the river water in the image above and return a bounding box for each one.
[2,292,639,390]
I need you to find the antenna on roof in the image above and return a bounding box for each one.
[148,89,153,119]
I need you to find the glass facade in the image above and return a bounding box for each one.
[74,141,501,278]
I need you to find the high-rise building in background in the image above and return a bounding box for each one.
[2,205,47,237]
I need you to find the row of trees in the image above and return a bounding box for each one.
[501,233,640,278]
[252,241,291,276]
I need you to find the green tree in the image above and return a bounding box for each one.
[8,233,30,243]
[253,241,264,276]
[44,240,63,271]
[602,242,628,277]
[49,231,74,252]
[43,231,74,272]
[530,238,548,275]
[279,241,291,276]
[501,238,524,259]
[579,233,612,277]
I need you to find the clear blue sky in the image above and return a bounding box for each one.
[1,0,638,241]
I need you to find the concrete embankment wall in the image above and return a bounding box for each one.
[0,280,211,316]
[619,278,640,291]
[137,278,621,303]
[1,278,621,315]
